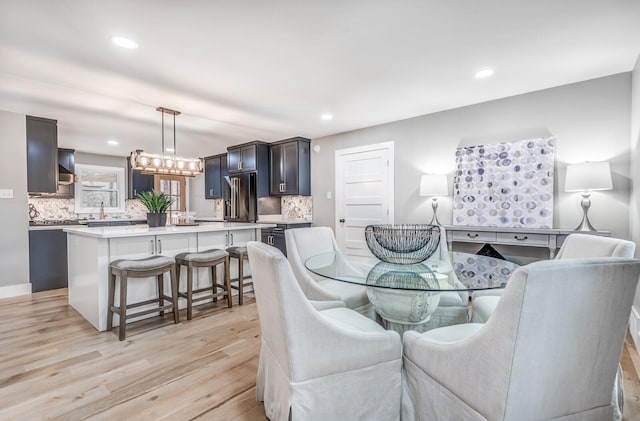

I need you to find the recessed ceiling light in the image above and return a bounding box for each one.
[475,68,494,79]
[165,147,175,153]
[321,113,333,121]
[107,139,119,146]
[111,36,138,49]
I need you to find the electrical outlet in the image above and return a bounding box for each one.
[326,191,332,199]
[0,189,13,199]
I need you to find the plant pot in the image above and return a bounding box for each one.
[147,213,167,227]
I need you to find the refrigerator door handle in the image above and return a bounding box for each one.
[231,177,238,219]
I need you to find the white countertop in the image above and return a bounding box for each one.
[257,215,312,224]
[64,221,276,239]
[29,224,85,231]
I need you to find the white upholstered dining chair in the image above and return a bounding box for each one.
[246,241,402,421]
[471,233,636,323]
[402,257,640,421]
[285,226,372,315]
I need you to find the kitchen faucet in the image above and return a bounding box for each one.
[99,202,105,219]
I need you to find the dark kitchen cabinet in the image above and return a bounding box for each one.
[227,141,269,174]
[262,227,286,255]
[227,141,270,198]
[128,159,155,199]
[269,137,310,196]
[26,116,58,193]
[29,229,67,292]
[204,153,228,199]
[261,222,311,256]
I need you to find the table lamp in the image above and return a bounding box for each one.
[564,161,612,231]
[419,174,448,226]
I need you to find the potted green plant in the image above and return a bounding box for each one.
[137,191,175,227]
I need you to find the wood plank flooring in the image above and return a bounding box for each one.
[0,289,639,420]
[0,289,266,420]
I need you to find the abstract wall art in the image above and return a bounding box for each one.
[452,137,555,228]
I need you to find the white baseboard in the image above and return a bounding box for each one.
[630,305,640,355]
[0,283,32,299]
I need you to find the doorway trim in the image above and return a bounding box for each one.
[334,141,395,251]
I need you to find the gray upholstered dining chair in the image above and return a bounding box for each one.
[246,241,402,421]
[471,233,636,323]
[285,226,372,315]
[402,257,640,421]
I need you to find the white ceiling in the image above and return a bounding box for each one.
[1,1,639,158]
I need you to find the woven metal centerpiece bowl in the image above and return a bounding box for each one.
[364,224,441,264]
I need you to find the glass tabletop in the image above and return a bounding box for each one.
[305,251,519,292]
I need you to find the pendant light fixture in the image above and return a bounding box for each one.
[130,107,203,176]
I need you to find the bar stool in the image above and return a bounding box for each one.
[175,249,231,320]
[107,255,179,341]
[227,246,253,305]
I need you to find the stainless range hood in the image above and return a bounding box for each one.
[58,164,76,185]
[58,148,77,185]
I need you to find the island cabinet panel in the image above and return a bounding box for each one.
[109,233,197,317]
[197,229,256,288]
[110,235,157,259]
[198,231,229,250]
[65,223,273,331]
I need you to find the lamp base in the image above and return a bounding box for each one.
[574,193,598,232]
[429,197,442,226]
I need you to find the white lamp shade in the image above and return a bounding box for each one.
[419,174,448,196]
[564,161,612,192]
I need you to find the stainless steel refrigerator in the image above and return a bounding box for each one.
[225,172,257,222]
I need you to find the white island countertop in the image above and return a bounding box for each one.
[64,221,276,239]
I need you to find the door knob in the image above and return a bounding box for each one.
[339,219,345,223]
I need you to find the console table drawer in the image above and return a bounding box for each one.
[496,232,549,247]
[451,231,496,243]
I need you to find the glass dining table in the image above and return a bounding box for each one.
[305,251,519,333]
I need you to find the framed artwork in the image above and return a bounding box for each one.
[452,137,555,228]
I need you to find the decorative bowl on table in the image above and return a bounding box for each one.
[364,224,441,264]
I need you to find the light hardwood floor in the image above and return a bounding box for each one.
[0,289,639,420]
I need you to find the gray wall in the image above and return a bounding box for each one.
[630,55,640,335]
[312,74,631,249]
[75,151,127,169]
[0,110,29,288]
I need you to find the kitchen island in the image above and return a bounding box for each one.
[64,222,275,331]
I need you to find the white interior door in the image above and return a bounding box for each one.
[335,142,394,257]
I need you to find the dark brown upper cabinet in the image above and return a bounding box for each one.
[227,141,270,197]
[227,141,268,174]
[26,116,58,194]
[204,153,228,199]
[127,159,155,199]
[269,137,310,196]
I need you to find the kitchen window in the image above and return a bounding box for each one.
[74,164,126,214]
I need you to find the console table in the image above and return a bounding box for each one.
[443,225,610,259]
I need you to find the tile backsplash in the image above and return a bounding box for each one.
[28,197,147,221]
[281,195,313,221]
[28,195,312,222]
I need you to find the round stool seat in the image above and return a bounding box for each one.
[175,249,228,263]
[227,246,248,258]
[110,255,174,271]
